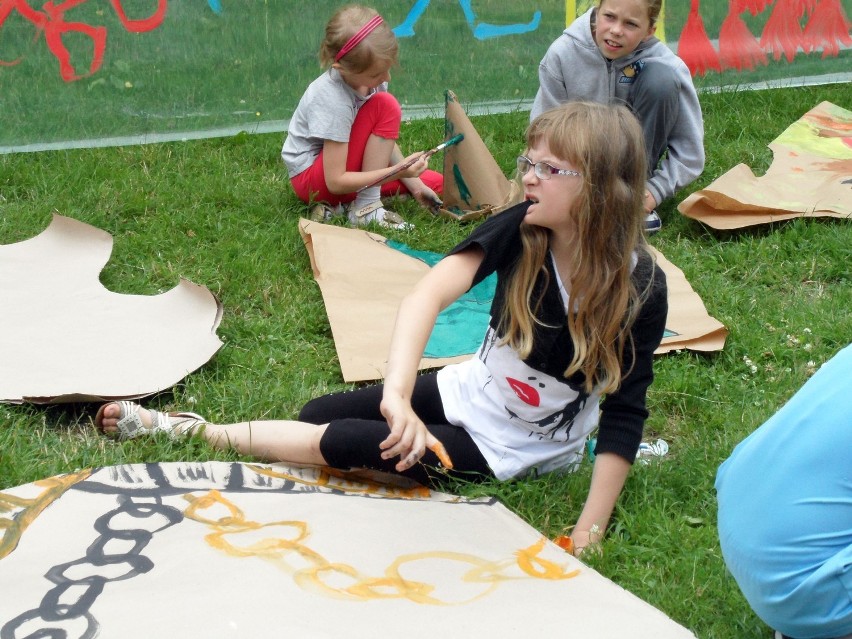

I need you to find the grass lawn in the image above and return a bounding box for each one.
[1,81,850,638]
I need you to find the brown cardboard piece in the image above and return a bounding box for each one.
[438,90,524,220]
[300,219,727,383]
[651,248,728,354]
[300,218,470,382]
[679,101,852,229]
[0,461,696,637]
[0,214,223,403]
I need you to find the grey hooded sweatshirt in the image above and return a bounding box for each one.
[531,8,705,205]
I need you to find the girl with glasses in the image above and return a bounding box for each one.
[95,102,667,558]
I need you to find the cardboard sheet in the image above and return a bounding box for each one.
[0,214,223,404]
[439,90,524,220]
[651,248,729,355]
[300,219,727,382]
[0,461,696,638]
[679,101,852,229]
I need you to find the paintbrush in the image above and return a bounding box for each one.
[357,133,465,192]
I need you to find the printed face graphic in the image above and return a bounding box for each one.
[507,376,542,406]
[503,373,587,440]
[479,328,588,441]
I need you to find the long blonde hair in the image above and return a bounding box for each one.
[319,5,398,74]
[499,102,652,395]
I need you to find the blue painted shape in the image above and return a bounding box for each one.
[393,0,541,40]
[387,240,494,358]
[207,0,223,15]
[393,0,430,37]
[462,1,541,41]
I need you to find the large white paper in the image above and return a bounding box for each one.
[0,461,696,638]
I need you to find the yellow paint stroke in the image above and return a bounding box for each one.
[183,490,580,605]
[247,463,433,500]
[0,468,93,559]
[298,550,519,604]
[775,104,852,160]
[516,537,581,580]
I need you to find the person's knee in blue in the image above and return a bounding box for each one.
[716,344,852,639]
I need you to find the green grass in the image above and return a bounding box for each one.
[1,82,851,638]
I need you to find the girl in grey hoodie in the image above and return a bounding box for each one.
[532,0,705,233]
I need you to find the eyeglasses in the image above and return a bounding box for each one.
[517,155,582,180]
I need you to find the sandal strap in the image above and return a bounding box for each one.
[351,200,383,219]
[167,412,208,437]
[150,409,175,435]
[114,401,206,439]
[115,401,147,438]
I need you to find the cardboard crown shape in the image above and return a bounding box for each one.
[439,90,524,221]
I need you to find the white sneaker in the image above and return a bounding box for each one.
[645,210,662,235]
[636,438,669,464]
[348,201,413,230]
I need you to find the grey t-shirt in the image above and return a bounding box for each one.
[281,68,386,178]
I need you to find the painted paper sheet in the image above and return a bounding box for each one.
[0,214,223,404]
[678,101,852,229]
[0,461,696,638]
[299,218,727,383]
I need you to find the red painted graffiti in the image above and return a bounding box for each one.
[0,0,166,81]
[679,0,852,76]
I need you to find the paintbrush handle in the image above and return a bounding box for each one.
[356,134,464,192]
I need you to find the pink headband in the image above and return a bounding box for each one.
[334,15,384,62]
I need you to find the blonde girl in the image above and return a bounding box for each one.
[97,102,667,557]
[281,5,442,229]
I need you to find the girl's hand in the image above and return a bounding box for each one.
[379,392,442,472]
[643,190,657,213]
[379,391,427,471]
[411,185,443,211]
[570,525,603,558]
[396,152,428,179]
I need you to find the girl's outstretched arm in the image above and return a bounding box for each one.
[379,246,485,471]
[571,452,632,556]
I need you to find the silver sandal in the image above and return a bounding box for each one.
[348,201,413,230]
[95,401,207,439]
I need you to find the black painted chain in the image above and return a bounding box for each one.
[2,493,183,639]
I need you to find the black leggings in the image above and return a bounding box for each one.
[299,372,493,489]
